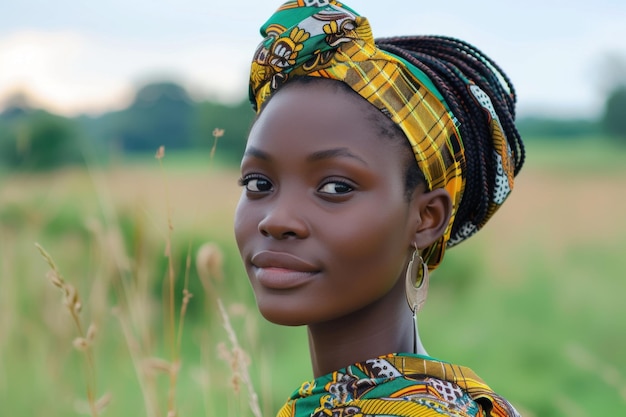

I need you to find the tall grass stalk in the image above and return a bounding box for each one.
[155,145,188,416]
[198,127,264,417]
[217,298,263,417]
[79,133,163,415]
[30,129,265,416]
[82,158,163,416]
[210,128,225,160]
[35,243,110,416]
[72,142,195,416]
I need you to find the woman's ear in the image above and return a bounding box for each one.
[410,188,453,250]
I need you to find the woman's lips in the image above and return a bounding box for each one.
[251,251,320,290]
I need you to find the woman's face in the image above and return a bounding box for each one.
[234,81,420,326]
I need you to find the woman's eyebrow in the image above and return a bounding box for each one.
[306,147,368,166]
[243,146,271,161]
[243,146,369,166]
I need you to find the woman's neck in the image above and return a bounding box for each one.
[306,277,427,377]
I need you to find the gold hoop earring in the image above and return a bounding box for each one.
[406,248,429,354]
[405,249,429,314]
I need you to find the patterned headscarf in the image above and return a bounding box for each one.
[249,0,516,271]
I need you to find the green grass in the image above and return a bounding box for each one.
[1,139,625,416]
[524,135,626,174]
[113,148,238,172]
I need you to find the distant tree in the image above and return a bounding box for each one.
[0,109,83,170]
[517,116,601,140]
[112,81,195,151]
[601,85,626,141]
[193,99,254,163]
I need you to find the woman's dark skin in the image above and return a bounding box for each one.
[234,80,452,377]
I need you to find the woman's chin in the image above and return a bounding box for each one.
[257,304,308,327]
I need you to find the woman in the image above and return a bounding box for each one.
[234,1,525,416]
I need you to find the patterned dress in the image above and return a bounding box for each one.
[277,353,520,417]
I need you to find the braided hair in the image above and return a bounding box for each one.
[375,36,525,242]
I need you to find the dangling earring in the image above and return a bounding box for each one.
[405,248,429,313]
[405,247,429,353]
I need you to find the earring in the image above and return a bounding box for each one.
[405,248,429,314]
[405,248,429,354]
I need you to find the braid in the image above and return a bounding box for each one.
[376,35,525,239]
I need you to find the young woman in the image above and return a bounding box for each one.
[234,1,525,416]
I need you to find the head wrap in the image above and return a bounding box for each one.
[249,0,516,271]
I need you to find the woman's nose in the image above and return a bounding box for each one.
[258,194,309,240]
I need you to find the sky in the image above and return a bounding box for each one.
[1,0,625,118]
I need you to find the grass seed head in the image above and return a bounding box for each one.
[142,357,174,376]
[73,337,90,351]
[64,284,82,315]
[95,393,112,413]
[212,128,225,139]
[210,128,225,159]
[196,242,224,285]
[46,270,64,289]
[86,323,97,342]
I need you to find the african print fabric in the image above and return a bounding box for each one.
[248,0,518,272]
[276,353,521,417]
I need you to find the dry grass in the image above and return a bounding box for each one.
[3,153,255,416]
[458,169,626,285]
[489,170,626,244]
[0,163,241,241]
[36,243,108,416]
[216,298,262,417]
[2,142,625,416]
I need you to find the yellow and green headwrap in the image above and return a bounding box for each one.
[249,0,517,271]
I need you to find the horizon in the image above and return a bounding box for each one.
[1,1,625,119]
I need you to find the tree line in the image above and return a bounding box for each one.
[0,82,255,170]
[0,80,624,171]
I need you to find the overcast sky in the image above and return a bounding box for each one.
[1,0,625,118]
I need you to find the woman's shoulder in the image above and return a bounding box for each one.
[277,353,521,417]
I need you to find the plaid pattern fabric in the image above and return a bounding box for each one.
[248,0,514,271]
[275,353,521,417]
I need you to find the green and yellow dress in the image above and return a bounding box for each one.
[277,353,520,417]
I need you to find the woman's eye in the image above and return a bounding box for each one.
[240,176,273,192]
[318,181,353,195]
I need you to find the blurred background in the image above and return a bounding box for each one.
[1,1,625,416]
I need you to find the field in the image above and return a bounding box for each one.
[1,140,625,416]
